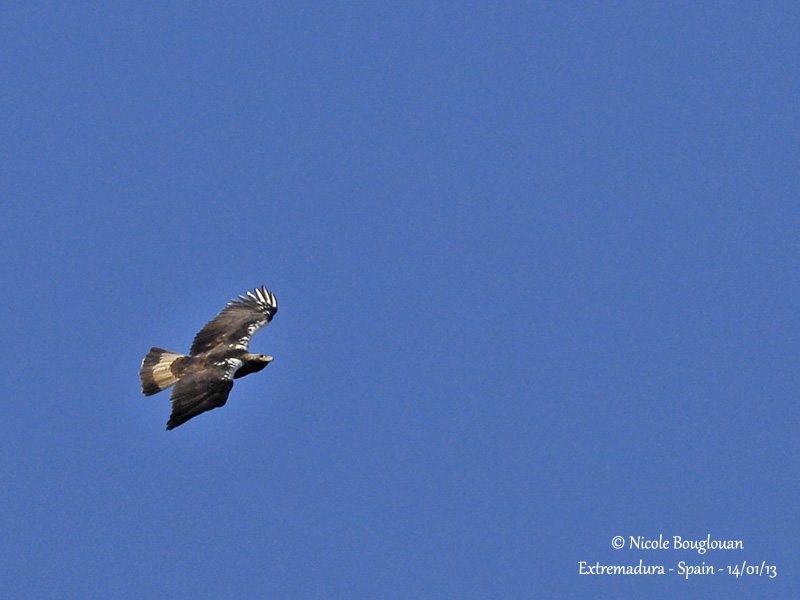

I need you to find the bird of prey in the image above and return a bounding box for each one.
[139,286,278,430]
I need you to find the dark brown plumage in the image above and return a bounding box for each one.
[139,286,278,430]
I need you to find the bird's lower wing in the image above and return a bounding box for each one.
[167,374,234,430]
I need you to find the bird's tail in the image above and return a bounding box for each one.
[139,347,186,396]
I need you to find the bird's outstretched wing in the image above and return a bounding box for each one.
[189,286,277,356]
[166,360,238,430]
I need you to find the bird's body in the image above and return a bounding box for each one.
[139,286,278,430]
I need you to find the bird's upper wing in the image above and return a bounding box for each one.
[166,359,239,430]
[189,286,278,356]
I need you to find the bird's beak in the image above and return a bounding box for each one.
[265,355,274,363]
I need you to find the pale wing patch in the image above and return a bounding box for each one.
[217,358,244,379]
[233,321,266,350]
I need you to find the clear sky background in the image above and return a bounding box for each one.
[1,2,798,598]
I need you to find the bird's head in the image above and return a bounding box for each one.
[254,354,274,374]
[245,354,273,366]
[244,353,273,364]
[234,353,274,379]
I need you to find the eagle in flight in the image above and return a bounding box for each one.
[139,286,278,430]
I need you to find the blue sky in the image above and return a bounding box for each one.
[1,2,798,598]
